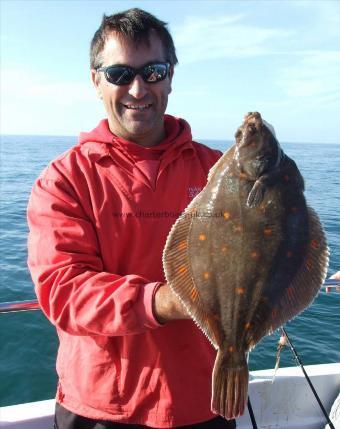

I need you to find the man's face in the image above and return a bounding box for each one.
[92,32,173,147]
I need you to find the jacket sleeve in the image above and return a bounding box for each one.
[27,170,163,337]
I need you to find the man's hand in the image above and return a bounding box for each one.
[153,283,191,324]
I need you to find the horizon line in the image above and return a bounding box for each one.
[1,133,339,146]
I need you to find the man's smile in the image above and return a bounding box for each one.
[123,103,153,111]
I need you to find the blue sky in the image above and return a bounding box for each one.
[1,0,340,143]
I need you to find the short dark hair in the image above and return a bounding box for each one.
[90,8,178,69]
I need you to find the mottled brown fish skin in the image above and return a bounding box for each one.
[163,112,329,420]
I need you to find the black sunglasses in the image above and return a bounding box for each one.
[96,62,170,86]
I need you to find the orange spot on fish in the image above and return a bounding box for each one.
[286,287,294,299]
[239,172,247,180]
[199,234,206,241]
[235,287,245,295]
[245,323,251,330]
[251,251,260,260]
[228,346,235,353]
[305,259,313,270]
[310,239,319,249]
[223,211,231,220]
[263,227,273,236]
[221,246,229,253]
[286,251,293,258]
[178,266,187,274]
[190,288,199,300]
[233,224,244,233]
[284,175,290,182]
[203,272,210,280]
[178,241,187,250]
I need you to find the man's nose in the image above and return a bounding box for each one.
[128,75,148,99]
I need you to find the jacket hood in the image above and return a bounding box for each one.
[77,115,196,190]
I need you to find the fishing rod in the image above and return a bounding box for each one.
[246,352,259,429]
[281,327,336,429]
[245,275,339,429]
[247,397,258,429]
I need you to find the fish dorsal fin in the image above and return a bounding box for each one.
[266,206,329,335]
[163,195,220,349]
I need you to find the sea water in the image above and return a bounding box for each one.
[0,135,339,406]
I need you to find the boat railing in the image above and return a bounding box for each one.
[0,279,339,314]
[0,299,41,313]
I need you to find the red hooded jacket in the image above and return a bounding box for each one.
[27,115,222,427]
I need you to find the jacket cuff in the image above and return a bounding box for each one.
[137,282,164,329]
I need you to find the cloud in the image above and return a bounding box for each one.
[173,14,293,64]
[171,11,340,115]
[1,67,102,135]
[1,68,95,106]
[277,51,340,105]
[291,1,340,40]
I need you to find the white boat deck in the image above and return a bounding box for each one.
[1,363,339,429]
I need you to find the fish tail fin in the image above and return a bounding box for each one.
[211,350,248,420]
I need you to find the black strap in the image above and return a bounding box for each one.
[247,397,258,429]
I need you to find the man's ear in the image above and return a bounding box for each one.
[91,69,103,99]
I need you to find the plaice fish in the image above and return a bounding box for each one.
[162,112,329,420]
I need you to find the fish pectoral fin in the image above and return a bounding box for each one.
[247,179,265,208]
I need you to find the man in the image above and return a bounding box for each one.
[27,8,236,429]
